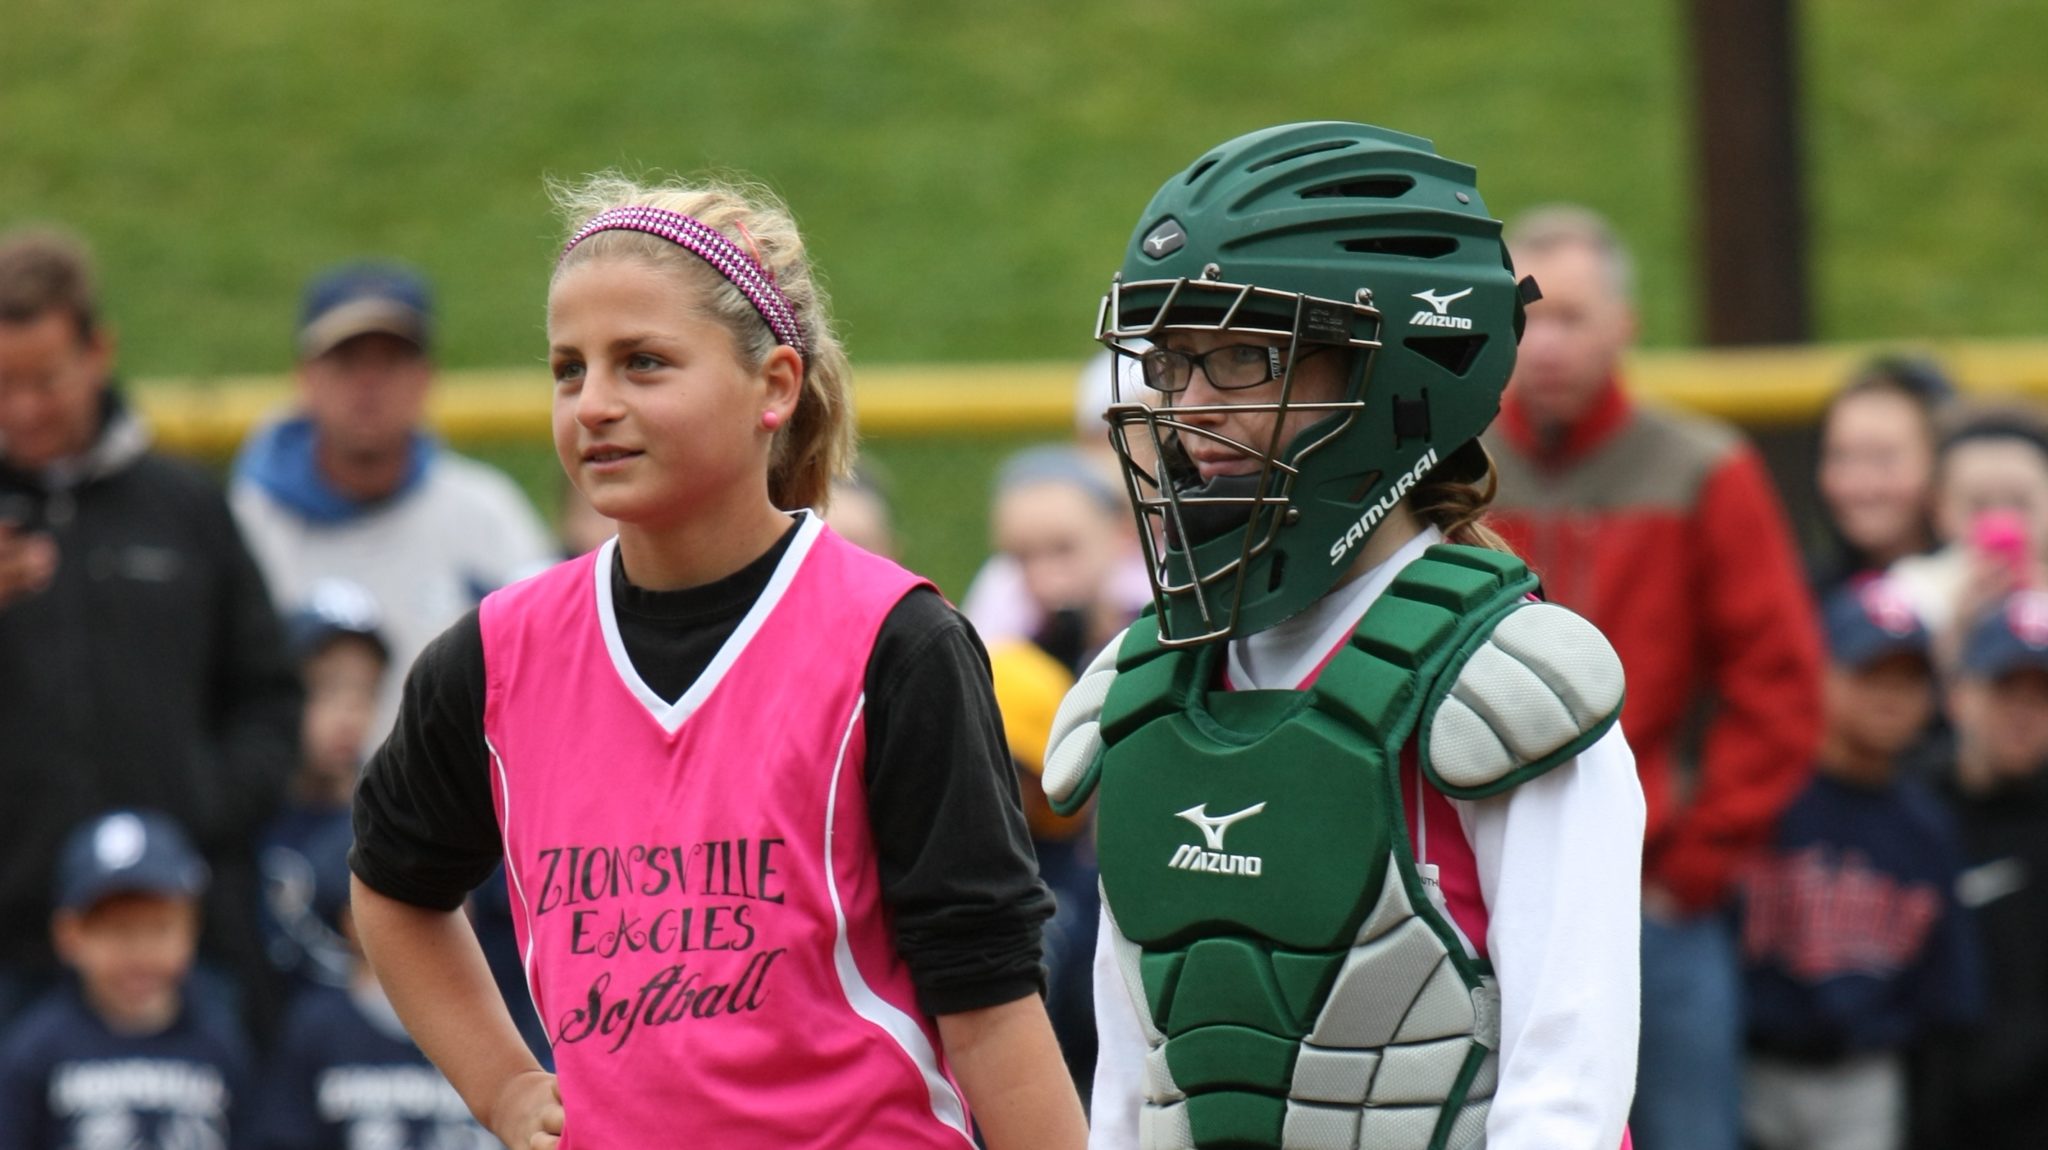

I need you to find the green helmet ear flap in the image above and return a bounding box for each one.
[1512,274,1543,344]
[1438,439,1492,487]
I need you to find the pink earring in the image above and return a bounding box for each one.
[761,410,783,431]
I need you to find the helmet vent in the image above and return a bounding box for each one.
[1404,334,1488,377]
[1346,469,1387,504]
[1340,235,1458,259]
[1301,176,1415,200]
[1186,158,1221,184]
[1247,139,1353,172]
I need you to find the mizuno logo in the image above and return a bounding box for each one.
[1329,448,1439,565]
[1143,219,1187,259]
[1409,286,1474,330]
[1411,287,1473,315]
[1167,802,1266,878]
[1176,802,1266,850]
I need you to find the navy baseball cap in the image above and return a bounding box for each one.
[1960,591,2048,680]
[56,810,209,912]
[1822,578,1930,669]
[285,578,390,664]
[298,262,432,359]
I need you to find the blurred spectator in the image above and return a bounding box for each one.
[229,262,552,732]
[1483,204,1824,1150]
[0,811,251,1148]
[980,444,1141,674]
[247,819,493,1150]
[1736,580,1981,1150]
[1809,358,1954,598]
[986,638,1094,1093]
[0,228,300,1031]
[258,579,389,995]
[824,467,897,558]
[1917,592,2048,1148]
[961,351,1151,648]
[1887,406,2048,650]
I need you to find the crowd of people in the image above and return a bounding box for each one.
[1,159,2045,1150]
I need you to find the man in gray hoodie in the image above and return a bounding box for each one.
[230,263,551,734]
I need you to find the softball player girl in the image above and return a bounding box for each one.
[347,175,1086,1150]
[1042,123,1644,1149]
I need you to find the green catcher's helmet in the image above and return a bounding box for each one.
[1096,121,1531,646]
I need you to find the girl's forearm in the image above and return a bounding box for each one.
[938,995,1088,1150]
[349,877,544,1127]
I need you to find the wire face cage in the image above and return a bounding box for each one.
[1096,272,1384,646]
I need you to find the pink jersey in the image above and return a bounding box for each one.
[479,515,973,1148]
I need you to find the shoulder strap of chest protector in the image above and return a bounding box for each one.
[1042,545,1625,812]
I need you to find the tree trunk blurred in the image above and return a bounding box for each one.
[1691,0,1811,345]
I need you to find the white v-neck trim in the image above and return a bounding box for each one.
[1225,526,1443,690]
[594,512,824,733]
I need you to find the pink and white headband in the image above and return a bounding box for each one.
[561,205,808,357]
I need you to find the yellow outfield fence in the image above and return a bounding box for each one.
[138,339,2048,456]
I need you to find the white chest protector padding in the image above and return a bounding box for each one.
[1426,602,1625,791]
[1042,628,1125,810]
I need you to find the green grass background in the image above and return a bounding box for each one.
[6,0,2046,593]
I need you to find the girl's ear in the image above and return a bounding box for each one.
[760,345,804,422]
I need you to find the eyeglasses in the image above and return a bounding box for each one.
[1138,343,1338,394]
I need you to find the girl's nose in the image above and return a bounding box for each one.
[576,370,626,427]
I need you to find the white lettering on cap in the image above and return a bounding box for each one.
[94,814,148,871]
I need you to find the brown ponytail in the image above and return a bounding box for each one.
[1410,443,1518,555]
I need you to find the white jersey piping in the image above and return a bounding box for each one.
[822,694,974,1143]
[592,512,824,733]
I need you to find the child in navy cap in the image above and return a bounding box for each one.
[1736,579,1983,1150]
[1948,590,2048,794]
[247,819,493,1150]
[1915,591,2048,1147]
[260,578,389,994]
[0,810,252,1148]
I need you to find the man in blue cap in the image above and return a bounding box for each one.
[0,810,252,1148]
[230,262,552,733]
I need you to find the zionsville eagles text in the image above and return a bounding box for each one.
[531,837,790,1054]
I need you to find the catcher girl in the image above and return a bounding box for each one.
[1047,123,1644,1150]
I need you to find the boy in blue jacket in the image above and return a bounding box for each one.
[0,810,251,1149]
[1737,578,1983,1150]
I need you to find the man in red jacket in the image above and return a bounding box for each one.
[1484,206,1824,1150]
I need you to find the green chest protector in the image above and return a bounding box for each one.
[1045,545,1624,1150]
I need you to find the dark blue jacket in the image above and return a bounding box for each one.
[1915,769,2048,1149]
[0,981,252,1150]
[246,984,491,1150]
[1737,771,1984,1058]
